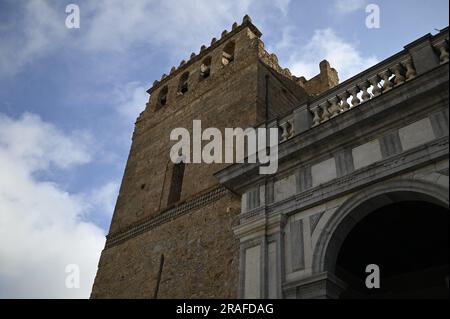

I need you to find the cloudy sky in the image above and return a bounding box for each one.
[0,0,448,298]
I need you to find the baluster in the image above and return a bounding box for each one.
[348,86,361,107]
[328,96,340,118]
[338,91,350,112]
[319,101,331,122]
[380,70,393,92]
[280,121,293,141]
[288,119,294,137]
[368,75,382,97]
[434,40,449,64]
[360,81,371,102]
[391,63,405,86]
[312,106,321,127]
[402,58,417,81]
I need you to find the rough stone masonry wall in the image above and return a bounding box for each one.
[91,192,241,299]
[108,25,313,235]
[108,28,262,235]
[92,26,265,298]
[297,60,339,96]
[256,62,310,122]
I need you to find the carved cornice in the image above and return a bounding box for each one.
[105,186,229,249]
[268,136,449,217]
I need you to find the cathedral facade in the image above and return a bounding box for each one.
[91,17,449,299]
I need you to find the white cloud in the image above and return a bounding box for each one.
[114,82,149,121]
[0,113,92,171]
[80,0,289,54]
[271,25,297,52]
[333,0,367,15]
[0,113,107,298]
[0,0,291,76]
[86,181,120,217]
[287,28,378,81]
[267,0,290,16]
[0,0,67,76]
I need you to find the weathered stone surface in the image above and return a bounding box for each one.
[399,117,435,151]
[267,242,277,299]
[91,193,240,299]
[296,60,339,96]
[352,139,382,170]
[311,158,337,187]
[244,245,261,298]
[274,174,296,202]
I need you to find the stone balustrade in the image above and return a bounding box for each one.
[279,114,294,142]
[309,54,418,127]
[264,28,450,142]
[263,29,448,142]
[432,36,449,65]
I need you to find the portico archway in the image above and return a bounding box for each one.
[312,180,449,298]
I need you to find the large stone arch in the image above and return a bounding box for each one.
[312,179,449,276]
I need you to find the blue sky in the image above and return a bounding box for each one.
[0,0,448,298]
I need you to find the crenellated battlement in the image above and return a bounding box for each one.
[258,45,295,80]
[144,15,340,117]
[147,15,261,95]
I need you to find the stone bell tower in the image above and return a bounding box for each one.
[91,15,338,298]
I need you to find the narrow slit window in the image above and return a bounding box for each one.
[167,162,185,205]
[222,42,235,66]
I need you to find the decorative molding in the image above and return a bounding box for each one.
[291,219,305,271]
[312,178,450,274]
[266,135,448,217]
[309,212,324,234]
[216,63,449,192]
[105,186,229,249]
[438,168,449,176]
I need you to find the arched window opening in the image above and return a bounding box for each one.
[200,57,212,79]
[178,72,189,95]
[157,86,168,110]
[167,162,185,205]
[222,42,235,66]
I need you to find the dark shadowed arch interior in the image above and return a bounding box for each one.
[335,200,449,298]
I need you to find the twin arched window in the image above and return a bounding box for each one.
[200,57,212,79]
[156,86,168,110]
[222,41,235,66]
[178,72,189,95]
